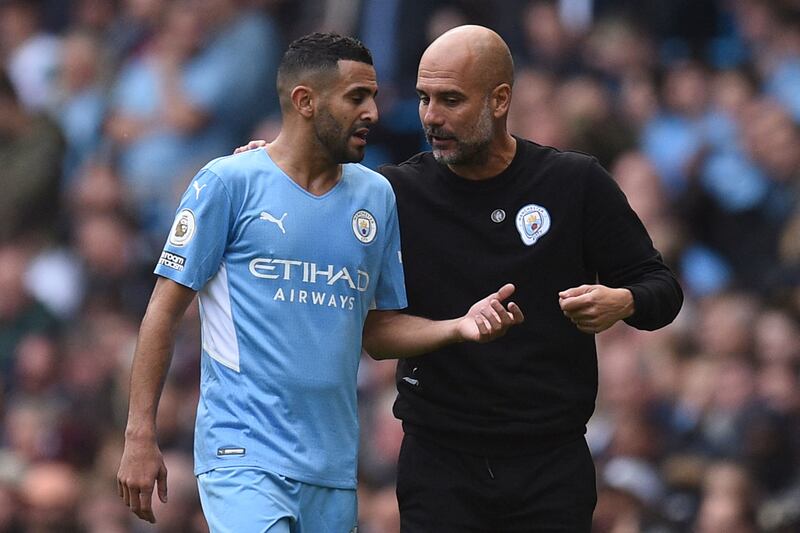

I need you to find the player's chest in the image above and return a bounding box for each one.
[229,199,385,267]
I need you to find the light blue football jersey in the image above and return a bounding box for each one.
[154,148,407,489]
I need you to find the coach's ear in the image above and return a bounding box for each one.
[291,86,315,118]
[491,83,512,118]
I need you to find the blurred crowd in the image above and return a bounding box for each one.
[1,0,799,531]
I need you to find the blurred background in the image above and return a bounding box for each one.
[1,0,799,531]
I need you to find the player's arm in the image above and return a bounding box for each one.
[363,283,524,360]
[117,277,196,524]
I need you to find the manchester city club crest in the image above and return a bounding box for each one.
[515,204,551,246]
[352,209,377,244]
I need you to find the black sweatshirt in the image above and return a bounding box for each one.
[379,138,683,456]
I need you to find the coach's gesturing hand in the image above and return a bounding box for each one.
[233,139,267,154]
[363,284,524,360]
[118,434,168,523]
[559,284,635,334]
[458,283,525,343]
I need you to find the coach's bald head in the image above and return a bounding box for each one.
[416,26,515,173]
[420,25,514,94]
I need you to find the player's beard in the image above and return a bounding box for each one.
[314,107,365,164]
[426,101,494,166]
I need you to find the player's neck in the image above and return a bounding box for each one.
[267,133,342,196]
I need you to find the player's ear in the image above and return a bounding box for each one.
[291,85,315,118]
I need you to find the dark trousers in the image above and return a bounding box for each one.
[396,433,597,532]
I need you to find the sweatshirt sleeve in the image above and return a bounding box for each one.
[582,157,683,330]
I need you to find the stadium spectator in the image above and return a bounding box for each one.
[19,461,82,533]
[611,151,683,262]
[0,0,60,111]
[0,72,64,243]
[52,30,107,184]
[106,3,215,237]
[0,244,59,384]
[193,0,281,137]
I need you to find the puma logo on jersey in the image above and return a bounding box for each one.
[217,447,246,456]
[260,211,287,234]
[192,181,207,199]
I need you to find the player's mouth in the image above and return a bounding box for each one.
[351,128,370,146]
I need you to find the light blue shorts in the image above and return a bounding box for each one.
[197,467,357,533]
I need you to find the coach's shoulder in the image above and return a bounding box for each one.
[378,151,432,182]
[519,139,597,173]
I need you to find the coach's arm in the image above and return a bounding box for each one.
[117,277,196,524]
[362,283,524,359]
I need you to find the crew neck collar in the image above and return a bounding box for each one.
[435,136,527,193]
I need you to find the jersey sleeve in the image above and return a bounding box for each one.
[372,201,408,310]
[154,169,234,290]
[582,158,683,330]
